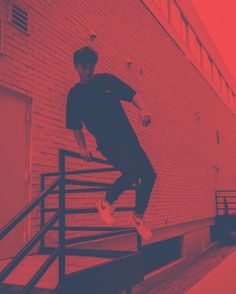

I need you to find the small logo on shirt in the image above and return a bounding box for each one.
[105,88,112,94]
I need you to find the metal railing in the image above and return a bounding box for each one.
[215,190,236,216]
[0,177,62,293]
[0,148,141,293]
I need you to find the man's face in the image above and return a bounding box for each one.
[76,63,96,82]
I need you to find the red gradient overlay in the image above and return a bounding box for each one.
[1,0,236,293]
[191,0,236,81]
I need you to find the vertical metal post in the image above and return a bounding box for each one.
[59,149,66,284]
[137,232,142,252]
[40,175,45,251]
[134,178,143,252]
[224,197,229,216]
[223,196,231,241]
[215,191,218,216]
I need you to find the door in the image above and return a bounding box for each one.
[0,87,31,259]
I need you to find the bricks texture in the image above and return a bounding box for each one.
[1,0,236,243]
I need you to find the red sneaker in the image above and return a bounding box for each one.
[96,199,115,225]
[130,212,152,240]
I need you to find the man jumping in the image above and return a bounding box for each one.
[66,46,157,240]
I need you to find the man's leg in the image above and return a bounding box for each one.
[127,144,157,216]
[97,145,141,225]
[122,143,157,240]
[100,146,141,204]
[99,144,156,239]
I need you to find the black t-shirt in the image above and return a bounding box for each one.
[66,73,140,150]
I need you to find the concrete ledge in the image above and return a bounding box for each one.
[63,217,215,252]
[127,241,219,294]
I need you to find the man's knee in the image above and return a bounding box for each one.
[123,170,140,183]
[150,169,157,182]
[152,169,157,179]
[142,167,157,181]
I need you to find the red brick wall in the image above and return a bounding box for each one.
[1,0,236,242]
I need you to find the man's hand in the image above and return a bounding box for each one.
[131,95,151,127]
[80,149,93,162]
[139,110,152,127]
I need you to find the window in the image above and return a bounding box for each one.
[226,84,230,104]
[188,27,201,63]
[155,0,169,18]
[202,48,212,77]
[180,16,188,44]
[170,0,181,35]
[208,58,214,80]
[228,88,234,110]
[196,40,202,64]
[221,77,228,98]
[143,0,235,114]
[212,64,221,90]
[168,0,187,43]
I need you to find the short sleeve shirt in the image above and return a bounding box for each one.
[66,73,140,150]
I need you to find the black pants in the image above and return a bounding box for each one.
[99,143,157,215]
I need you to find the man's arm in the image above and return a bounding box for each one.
[73,129,92,162]
[131,94,152,127]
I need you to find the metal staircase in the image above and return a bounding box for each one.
[215,190,236,241]
[0,149,144,294]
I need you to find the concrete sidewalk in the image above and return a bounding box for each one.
[186,249,236,294]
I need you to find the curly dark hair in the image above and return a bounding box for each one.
[73,46,98,67]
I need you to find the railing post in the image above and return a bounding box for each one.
[40,175,45,251]
[59,149,66,284]
[223,197,229,216]
[134,178,143,252]
[137,233,142,252]
[215,191,218,216]
[223,196,231,241]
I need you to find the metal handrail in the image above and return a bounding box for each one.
[65,228,136,245]
[0,177,61,240]
[41,167,117,178]
[65,178,113,187]
[0,176,61,293]
[40,149,139,244]
[215,190,236,216]
[215,190,236,193]
[1,148,141,293]
[39,149,134,250]
[60,148,113,164]
[37,148,127,287]
[55,148,142,283]
[0,211,61,283]
[43,207,134,214]
[44,186,136,195]
[216,196,236,198]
